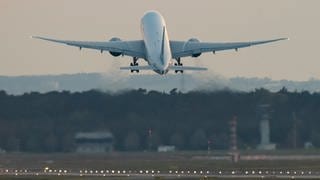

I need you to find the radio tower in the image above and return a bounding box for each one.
[230,116,237,151]
[229,116,239,162]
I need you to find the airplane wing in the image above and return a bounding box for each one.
[170,38,288,59]
[32,36,146,59]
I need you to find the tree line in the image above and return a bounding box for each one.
[0,87,319,152]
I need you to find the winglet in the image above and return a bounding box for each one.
[31,36,68,44]
[31,36,45,40]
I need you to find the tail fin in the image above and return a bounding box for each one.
[160,26,166,60]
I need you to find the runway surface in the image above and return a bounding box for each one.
[1,168,320,179]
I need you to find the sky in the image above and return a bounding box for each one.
[0,0,319,80]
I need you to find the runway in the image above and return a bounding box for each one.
[1,168,320,179]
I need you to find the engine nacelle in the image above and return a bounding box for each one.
[188,38,200,43]
[185,38,202,57]
[109,37,122,57]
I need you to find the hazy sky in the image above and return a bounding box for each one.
[0,0,319,80]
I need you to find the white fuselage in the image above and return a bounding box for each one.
[141,11,172,75]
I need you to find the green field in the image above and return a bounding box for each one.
[1,151,320,179]
[1,151,320,170]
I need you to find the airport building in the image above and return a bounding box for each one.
[157,145,175,152]
[74,131,114,153]
[256,104,276,150]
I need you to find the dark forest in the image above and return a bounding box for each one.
[0,88,319,152]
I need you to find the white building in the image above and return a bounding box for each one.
[157,145,175,152]
[257,104,276,150]
[75,131,114,153]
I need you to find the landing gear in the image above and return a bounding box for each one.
[174,58,183,73]
[130,57,139,73]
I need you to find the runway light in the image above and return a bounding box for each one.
[175,171,178,174]
[232,171,235,174]
[206,171,210,174]
[123,170,126,173]
[219,171,222,174]
[245,171,249,174]
[169,170,172,174]
[309,171,312,174]
[258,170,262,174]
[194,171,197,174]
[287,171,290,174]
[252,171,255,174]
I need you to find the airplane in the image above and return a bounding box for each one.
[33,10,288,75]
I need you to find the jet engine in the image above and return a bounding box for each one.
[185,38,202,57]
[109,37,122,57]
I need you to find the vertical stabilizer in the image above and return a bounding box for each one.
[160,27,166,61]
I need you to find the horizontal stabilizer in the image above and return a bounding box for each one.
[120,65,207,71]
[120,66,153,71]
[169,66,207,71]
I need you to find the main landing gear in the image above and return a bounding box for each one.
[130,57,139,73]
[174,58,183,74]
